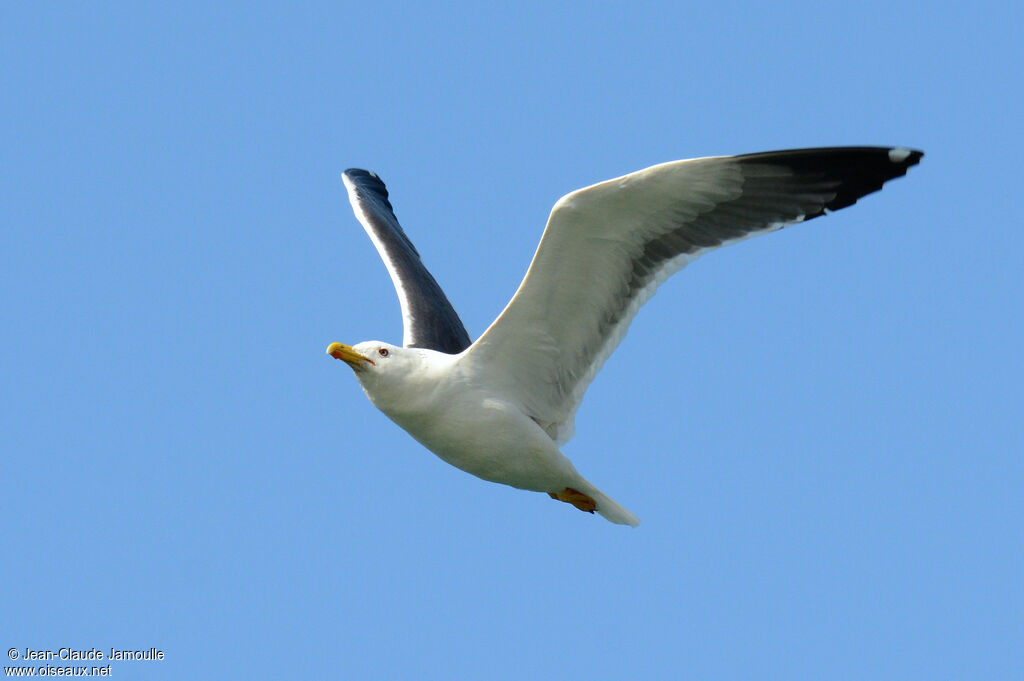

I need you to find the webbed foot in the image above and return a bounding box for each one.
[548,487,597,513]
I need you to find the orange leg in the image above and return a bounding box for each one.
[548,487,597,513]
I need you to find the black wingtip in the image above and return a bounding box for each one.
[736,146,924,218]
[343,168,379,178]
[887,147,925,168]
[343,168,389,194]
[342,168,397,216]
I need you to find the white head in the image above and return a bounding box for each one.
[326,340,435,409]
[326,340,413,375]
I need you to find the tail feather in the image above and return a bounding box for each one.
[588,487,640,527]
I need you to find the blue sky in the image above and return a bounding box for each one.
[3,2,1021,679]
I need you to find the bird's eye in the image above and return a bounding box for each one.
[378,348,389,358]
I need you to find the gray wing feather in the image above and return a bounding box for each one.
[461,146,923,443]
[342,169,471,354]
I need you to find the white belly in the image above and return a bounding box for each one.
[381,386,581,492]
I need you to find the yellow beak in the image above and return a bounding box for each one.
[326,342,374,368]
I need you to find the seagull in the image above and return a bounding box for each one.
[327,147,922,526]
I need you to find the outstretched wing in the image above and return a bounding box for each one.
[342,169,471,354]
[459,147,923,443]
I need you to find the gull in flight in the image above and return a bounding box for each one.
[327,147,923,526]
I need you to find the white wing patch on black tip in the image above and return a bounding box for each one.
[888,147,912,163]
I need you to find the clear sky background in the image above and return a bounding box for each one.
[3,2,1021,679]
